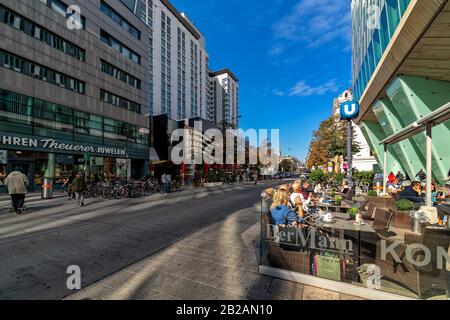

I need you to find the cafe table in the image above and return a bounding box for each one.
[315,215,376,268]
[316,200,361,213]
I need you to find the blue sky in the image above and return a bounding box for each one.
[171,0,353,161]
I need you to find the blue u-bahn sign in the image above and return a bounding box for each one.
[340,101,360,120]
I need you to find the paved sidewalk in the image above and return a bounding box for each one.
[65,198,363,300]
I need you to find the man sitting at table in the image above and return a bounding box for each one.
[271,187,303,226]
[399,181,423,203]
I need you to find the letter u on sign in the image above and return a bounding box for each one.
[340,101,360,120]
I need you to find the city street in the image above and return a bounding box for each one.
[0,182,359,300]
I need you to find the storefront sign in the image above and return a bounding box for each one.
[0,135,126,157]
[0,150,7,164]
[266,224,354,254]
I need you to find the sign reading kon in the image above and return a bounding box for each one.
[0,135,126,157]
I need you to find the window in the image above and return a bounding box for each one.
[379,6,390,52]
[399,0,412,17]
[100,89,141,114]
[100,30,140,65]
[0,50,85,94]
[0,88,148,147]
[386,0,401,38]
[100,1,140,40]
[0,5,85,61]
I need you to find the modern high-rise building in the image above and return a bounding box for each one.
[0,0,152,187]
[0,0,239,187]
[352,0,450,183]
[208,69,239,128]
[120,0,238,125]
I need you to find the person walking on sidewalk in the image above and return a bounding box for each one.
[62,172,75,201]
[72,172,86,207]
[5,168,29,214]
[161,172,169,193]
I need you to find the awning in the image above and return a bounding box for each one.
[379,101,450,207]
[380,102,450,145]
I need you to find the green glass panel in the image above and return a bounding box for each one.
[386,0,401,38]
[386,76,450,183]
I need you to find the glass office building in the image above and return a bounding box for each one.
[352,0,412,101]
[352,0,450,184]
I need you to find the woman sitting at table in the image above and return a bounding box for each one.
[422,182,438,203]
[290,180,309,213]
[271,188,303,226]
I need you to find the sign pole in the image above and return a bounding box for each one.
[347,119,353,197]
[340,100,359,200]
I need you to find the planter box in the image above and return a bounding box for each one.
[389,209,412,229]
[204,182,223,187]
[365,196,394,209]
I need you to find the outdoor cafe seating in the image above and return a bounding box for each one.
[260,188,450,300]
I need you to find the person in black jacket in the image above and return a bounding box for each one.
[399,181,423,203]
[72,172,86,207]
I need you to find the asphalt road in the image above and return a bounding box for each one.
[0,182,280,300]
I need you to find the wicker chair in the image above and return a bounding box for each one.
[361,202,377,221]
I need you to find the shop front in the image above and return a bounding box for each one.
[260,192,450,300]
[0,133,147,191]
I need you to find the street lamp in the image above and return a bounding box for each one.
[144,113,153,176]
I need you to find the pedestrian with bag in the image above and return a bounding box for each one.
[5,168,29,214]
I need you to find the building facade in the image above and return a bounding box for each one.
[208,69,239,128]
[0,0,153,188]
[107,0,239,142]
[0,0,240,188]
[352,0,450,183]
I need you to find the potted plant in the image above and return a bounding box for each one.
[367,190,378,197]
[335,195,343,206]
[347,207,360,221]
[390,199,414,228]
[330,188,337,198]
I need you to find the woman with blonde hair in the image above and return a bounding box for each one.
[270,188,303,226]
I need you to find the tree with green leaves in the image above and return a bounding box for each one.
[280,159,294,173]
[306,115,360,168]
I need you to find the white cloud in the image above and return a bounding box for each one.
[288,79,340,97]
[271,0,351,55]
[273,89,286,97]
